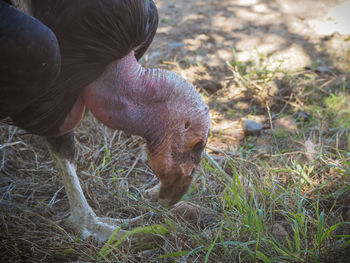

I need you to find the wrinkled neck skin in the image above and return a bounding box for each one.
[82,51,201,150]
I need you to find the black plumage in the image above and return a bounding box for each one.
[0,0,158,136]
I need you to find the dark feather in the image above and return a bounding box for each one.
[1,0,158,136]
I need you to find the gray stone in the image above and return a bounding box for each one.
[243,118,263,135]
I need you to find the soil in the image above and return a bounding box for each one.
[1,0,350,262]
[149,0,349,73]
[147,0,350,150]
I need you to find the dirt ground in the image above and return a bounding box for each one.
[150,0,350,73]
[1,0,350,262]
[149,0,350,149]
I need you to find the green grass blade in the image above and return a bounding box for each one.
[99,224,168,258]
[204,223,223,263]
[256,250,271,263]
[159,250,191,258]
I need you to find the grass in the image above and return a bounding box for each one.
[1,49,350,262]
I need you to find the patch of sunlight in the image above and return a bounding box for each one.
[234,34,284,63]
[252,3,269,13]
[309,0,350,35]
[157,26,172,34]
[307,92,350,128]
[235,0,259,6]
[236,7,279,22]
[324,93,350,128]
[269,43,311,71]
[181,13,205,23]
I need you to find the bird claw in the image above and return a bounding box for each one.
[64,212,159,247]
[65,212,129,244]
[99,215,143,226]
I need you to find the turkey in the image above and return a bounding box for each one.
[0,0,210,241]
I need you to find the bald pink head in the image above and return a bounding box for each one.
[83,52,210,207]
[145,70,210,207]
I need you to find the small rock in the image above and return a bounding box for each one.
[243,118,263,135]
[315,65,332,73]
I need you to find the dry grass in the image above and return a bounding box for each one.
[1,53,350,262]
[2,2,350,257]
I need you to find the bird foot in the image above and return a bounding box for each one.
[65,211,164,248]
[44,143,157,245]
[65,211,142,244]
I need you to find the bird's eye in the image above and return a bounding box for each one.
[184,121,191,130]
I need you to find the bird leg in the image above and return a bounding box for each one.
[44,132,140,242]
